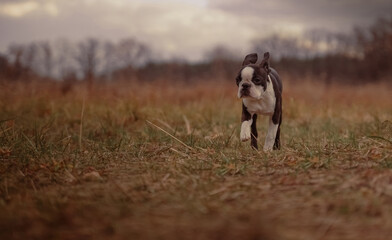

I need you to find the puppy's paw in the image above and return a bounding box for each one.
[240,129,251,142]
[263,145,273,152]
[263,136,276,151]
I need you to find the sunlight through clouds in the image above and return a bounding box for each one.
[0,2,39,18]
[43,2,59,16]
[0,1,59,18]
[0,0,390,61]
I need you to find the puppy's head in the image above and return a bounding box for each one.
[236,52,271,99]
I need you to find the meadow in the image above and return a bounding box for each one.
[0,77,392,240]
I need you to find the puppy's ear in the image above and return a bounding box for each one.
[260,52,270,73]
[242,53,258,66]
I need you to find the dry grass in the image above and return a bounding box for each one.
[0,78,392,240]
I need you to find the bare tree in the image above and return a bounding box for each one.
[40,41,53,78]
[116,39,151,67]
[8,44,24,67]
[75,38,101,88]
[54,39,78,80]
[204,45,239,80]
[252,35,302,59]
[103,38,152,81]
[204,45,237,62]
[355,17,392,78]
[7,44,29,80]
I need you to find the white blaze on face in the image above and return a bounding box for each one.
[241,66,254,80]
[237,66,263,99]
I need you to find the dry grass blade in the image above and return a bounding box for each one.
[79,97,86,151]
[367,136,392,145]
[146,120,194,150]
[156,119,175,132]
[183,115,192,135]
[170,147,189,157]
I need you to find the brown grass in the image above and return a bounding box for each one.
[0,78,392,240]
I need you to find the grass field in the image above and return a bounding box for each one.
[1,78,392,240]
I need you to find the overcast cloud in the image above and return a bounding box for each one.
[0,0,390,61]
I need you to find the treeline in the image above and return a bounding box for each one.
[0,18,391,85]
[275,18,392,83]
[0,38,152,85]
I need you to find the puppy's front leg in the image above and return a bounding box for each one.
[263,117,279,151]
[250,114,258,149]
[240,103,252,142]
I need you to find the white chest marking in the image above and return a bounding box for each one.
[243,75,276,116]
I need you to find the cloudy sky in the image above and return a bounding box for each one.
[0,0,390,61]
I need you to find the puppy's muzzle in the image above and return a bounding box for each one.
[240,83,251,97]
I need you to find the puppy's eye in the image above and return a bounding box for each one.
[252,78,262,84]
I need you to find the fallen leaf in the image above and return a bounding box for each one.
[83,171,103,182]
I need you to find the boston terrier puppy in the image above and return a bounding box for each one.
[236,52,282,151]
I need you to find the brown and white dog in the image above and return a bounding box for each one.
[236,52,282,151]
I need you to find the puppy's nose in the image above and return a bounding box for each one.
[242,83,251,89]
